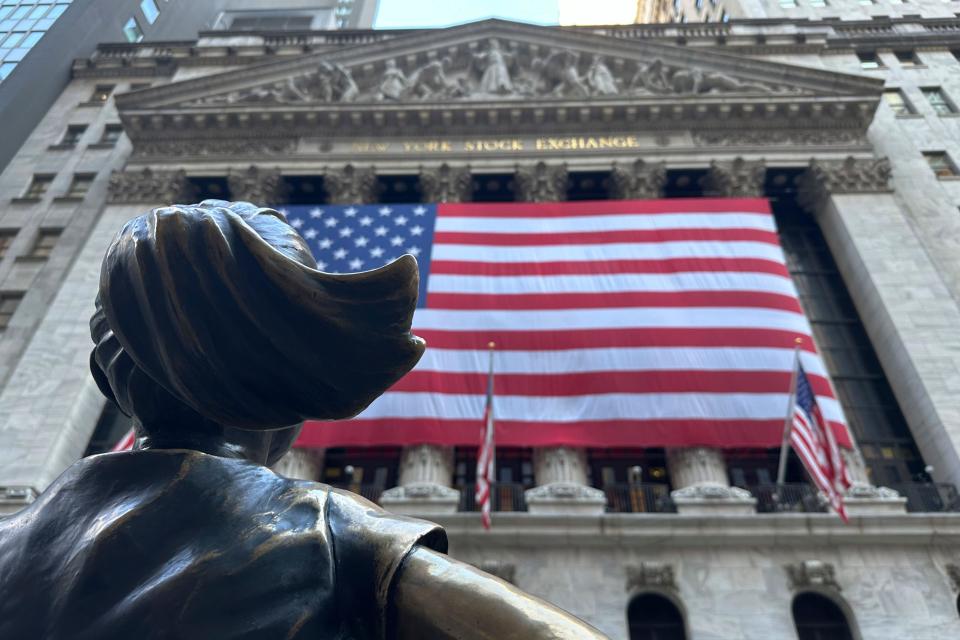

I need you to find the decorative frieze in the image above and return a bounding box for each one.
[419,163,473,203]
[692,130,866,147]
[131,138,296,159]
[701,157,766,197]
[796,156,892,211]
[514,162,568,202]
[227,166,288,205]
[323,164,378,204]
[626,563,677,592]
[106,168,196,204]
[785,560,841,592]
[610,159,666,199]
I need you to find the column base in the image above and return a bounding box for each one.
[380,482,461,516]
[670,483,757,516]
[524,482,607,516]
[843,484,907,516]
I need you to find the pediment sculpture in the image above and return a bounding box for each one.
[187,37,802,107]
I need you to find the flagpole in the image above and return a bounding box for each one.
[776,337,804,486]
[487,341,496,486]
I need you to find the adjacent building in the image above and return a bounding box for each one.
[0,0,378,173]
[1,5,960,639]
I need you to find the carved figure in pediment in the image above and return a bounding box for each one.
[534,49,590,98]
[670,67,773,95]
[473,38,514,95]
[587,55,619,96]
[629,59,671,95]
[408,58,466,100]
[378,59,408,101]
[331,63,359,102]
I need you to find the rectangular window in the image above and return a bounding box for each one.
[923,88,956,115]
[0,62,14,80]
[0,230,15,260]
[64,173,95,198]
[19,31,42,48]
[22,174,53,199]
[857,51,882,70]
[779,0,797,7]
[28,4,50,19]
[123,16,143,43]
[28,228,60,259]
[9,6,30,20]
[90,84,113,103]
[924,152,959,178]
[0,292,23,330]
[140,0,159,24]
[894,50,920,67]
[883,89,914,116]
[0,31,24,48]
[48,4,68,20]
[59,124,86,147]
[810,0,827,6]
[99,124,122,145]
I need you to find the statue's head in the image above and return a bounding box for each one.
[90,200,424,464]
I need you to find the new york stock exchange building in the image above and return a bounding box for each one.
[3,14,960,640]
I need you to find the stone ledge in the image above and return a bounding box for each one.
[380,482,461,516]
[524,482,607,516]
[671,483,758,516]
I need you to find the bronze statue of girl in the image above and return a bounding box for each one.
[0,200,607,639]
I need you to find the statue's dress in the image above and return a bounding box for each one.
[0,450,446,640]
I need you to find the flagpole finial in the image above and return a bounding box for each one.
[488,341,496,349]
[794,337,803,345]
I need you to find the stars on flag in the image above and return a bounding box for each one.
[278,204,437,275]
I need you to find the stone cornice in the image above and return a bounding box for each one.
[74,18,960,80]
[430,512,960,548]
[796,155,893,211]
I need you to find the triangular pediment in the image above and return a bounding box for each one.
[116,19,882,149]
[119,19,879,111]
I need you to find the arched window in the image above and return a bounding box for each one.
[627,593,687,640]
[792,592,854,640]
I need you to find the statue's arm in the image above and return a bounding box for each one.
[391,546,609,640]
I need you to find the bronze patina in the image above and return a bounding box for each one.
[0,200,608,639]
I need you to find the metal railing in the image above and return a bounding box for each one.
[456,483,529,513]
[748,484,828,514]
[603,483,676,514]
[889,483,960,513]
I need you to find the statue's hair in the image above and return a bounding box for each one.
[90,200,424,434]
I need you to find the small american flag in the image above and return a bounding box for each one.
[476,343,496,530]
[790,361,851,522]
[112,428,135,452]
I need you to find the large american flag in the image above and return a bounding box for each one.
[790,362,852,521]
[281,199,851,451]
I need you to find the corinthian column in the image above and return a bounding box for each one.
[227,165,288,205]
[379,167,474,516]
[514,162,568,202]
[666,448,755,515]
[272,448,325,481]
[610,159,667,199]
[323,164,378,204]
[700,157,766,197]
[380,444,460,515]
[524,447,606,515]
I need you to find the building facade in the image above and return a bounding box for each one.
[1,13,960,640]
[0,0,378,173]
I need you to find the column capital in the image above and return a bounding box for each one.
[419,163,472,203]
[796,156,892,211]
[525,447,606,515]
[106,167,196,205]
[380,444,460,515]
[610,159,667,199]
[666,447,756,515]
[514,162,568,202]
[226,165,288,205]
[324,164,378,204]
[700,157,766,197]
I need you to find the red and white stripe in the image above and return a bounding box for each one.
[300,199,851,450]
[112,428,136,452]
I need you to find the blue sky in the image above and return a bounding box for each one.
[374,0,560,29]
